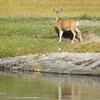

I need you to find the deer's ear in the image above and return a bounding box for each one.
[60,9,63,12]
[53,8,56,12]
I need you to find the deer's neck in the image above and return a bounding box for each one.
[56,13,60,22]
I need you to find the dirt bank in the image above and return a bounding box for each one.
[80,20,100,42]
[80,20,100,26]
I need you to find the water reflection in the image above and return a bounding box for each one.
[0,71,100,100]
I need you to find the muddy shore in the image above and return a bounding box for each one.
[0,52,100,76]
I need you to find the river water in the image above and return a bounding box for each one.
[0,71,100,100]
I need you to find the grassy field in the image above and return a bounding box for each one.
[0,0,100,17]
[0,17,100,58]
[0,0,100,58]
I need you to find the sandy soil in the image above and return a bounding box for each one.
[79,20,100,26]
[80,20,100,42]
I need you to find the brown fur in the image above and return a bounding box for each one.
[53,9,82,44]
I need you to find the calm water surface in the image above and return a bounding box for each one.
[0,71,100,100]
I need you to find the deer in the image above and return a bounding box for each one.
[53,9,82,44]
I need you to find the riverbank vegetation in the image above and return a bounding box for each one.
[0,17,100,58]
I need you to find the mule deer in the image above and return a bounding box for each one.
[53,9,82,44]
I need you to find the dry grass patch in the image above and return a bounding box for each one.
[0,0,100,17]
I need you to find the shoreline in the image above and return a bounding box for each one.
[0,52,100,76]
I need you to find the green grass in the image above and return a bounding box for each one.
[0,37,58,57]
[0,17,100,58]
[80,26,100,35]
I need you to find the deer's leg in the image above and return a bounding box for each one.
[75,28,82,42]
[71,30,76,44]
[59,30,63,42]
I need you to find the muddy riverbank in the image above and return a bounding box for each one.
[0,52,100,76]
